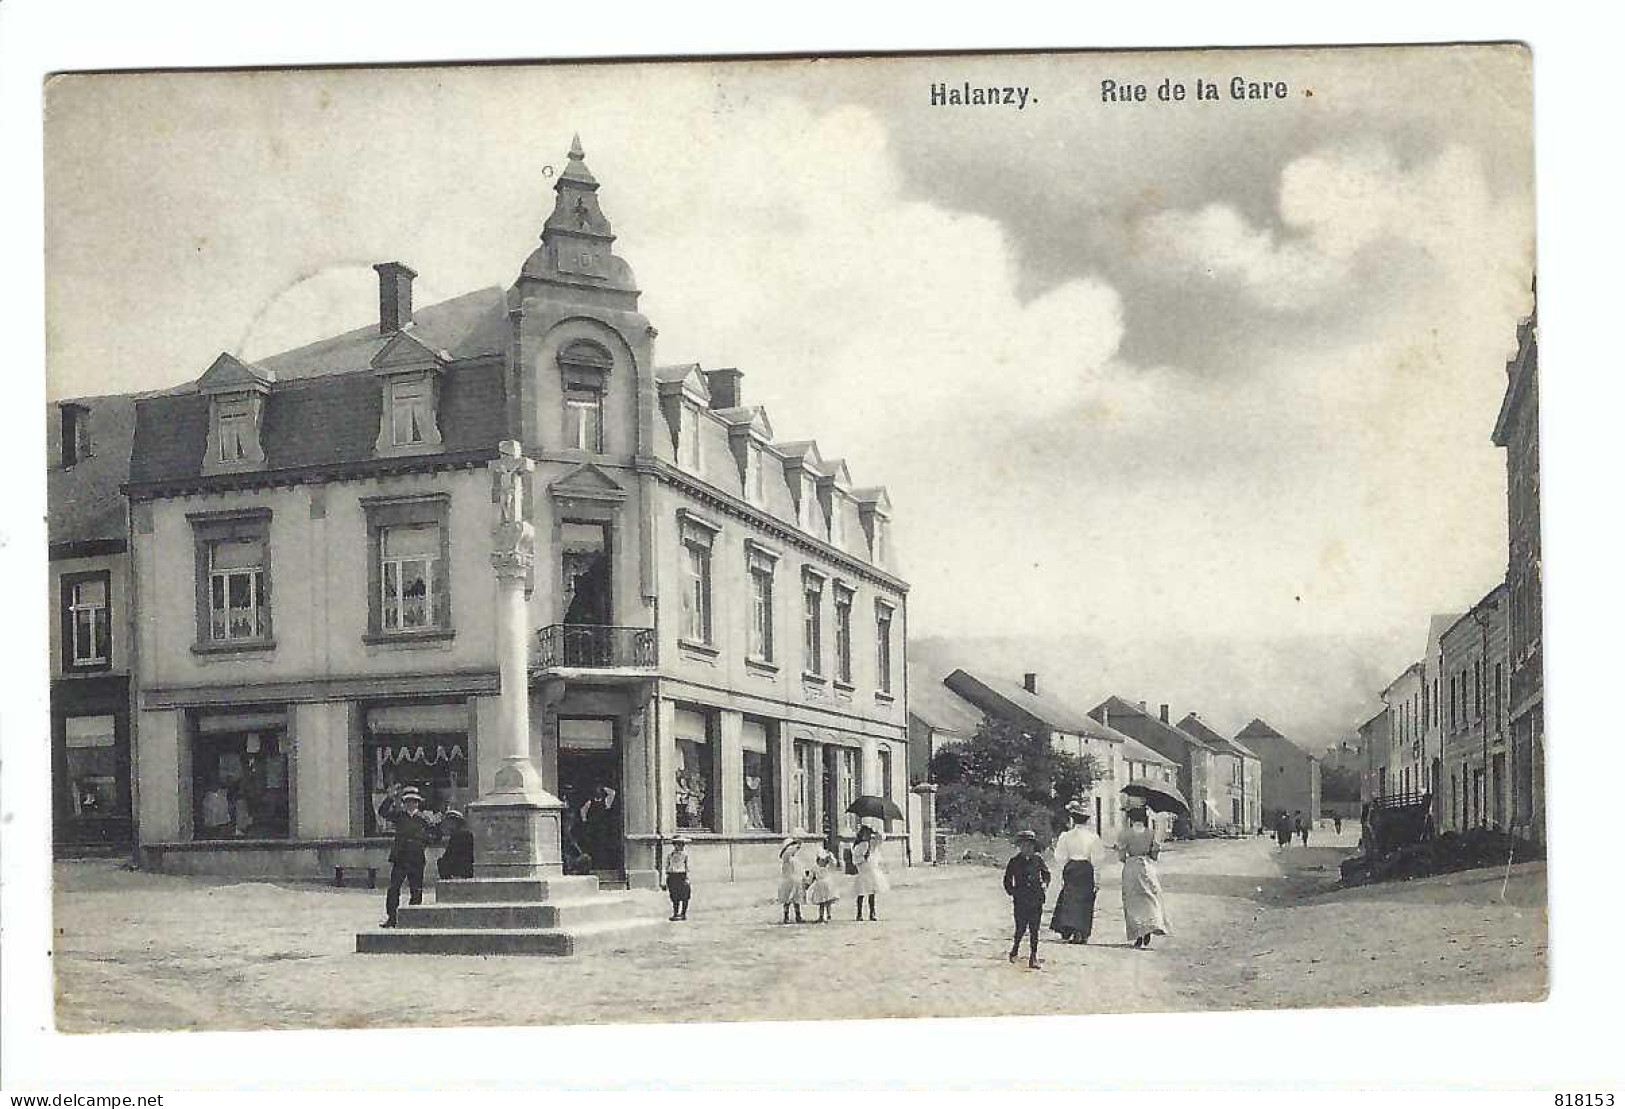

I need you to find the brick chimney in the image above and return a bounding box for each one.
[1160,703,1170,724]
[1138,700,1147,712]
[703,368,744,409]
[1023,673,1037,694]
[373,262,417,334]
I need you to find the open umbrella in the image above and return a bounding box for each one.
[1119,780,1191,817]
[846,795,904,822]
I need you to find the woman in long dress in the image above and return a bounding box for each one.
[1051,801,1105,944]
[850,824,889,921]
[1116,806,1170,949]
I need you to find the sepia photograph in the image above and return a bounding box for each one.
[32,40,1548,1044]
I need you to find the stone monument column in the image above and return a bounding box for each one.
[468,440,566,879]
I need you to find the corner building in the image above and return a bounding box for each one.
[125,140,909,886]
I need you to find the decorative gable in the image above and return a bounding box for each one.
[656,364,712,471]
[816,459,853,548]
[854,486,893,567]
[776,440,825,533]
[718,405,774,503]
[198,353,273,475]
[371,331,447,455]
[548,462,627,505]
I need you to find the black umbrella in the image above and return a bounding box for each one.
[1120,780,1191,817]
[846,795,904,822]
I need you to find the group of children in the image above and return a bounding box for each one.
[658,824,891,925]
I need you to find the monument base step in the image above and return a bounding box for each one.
[395,894,643,929]
[355,918,664,957]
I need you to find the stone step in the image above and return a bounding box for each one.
[396,895,646,930]
[433,875,600,904]
[355,918,665,957]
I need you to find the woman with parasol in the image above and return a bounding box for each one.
[1115,806,1171,949]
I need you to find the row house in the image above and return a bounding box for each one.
[1090,697,1216,834]
[941,670,1139,835]
[46,395,139,854]
[1357,706,1391,809]
[1492,302,1544,843]
[1438,583,1512,833]
[1175,712,1261,833]
[1237,717,1321,827]
[119,139,909,886]
[1379,662,1426,802]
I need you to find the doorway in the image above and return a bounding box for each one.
[560,522,612,664]
[558,717,623,872]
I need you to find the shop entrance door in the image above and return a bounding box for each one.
[558,717,623,873]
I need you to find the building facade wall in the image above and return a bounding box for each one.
[1438,590,1511,834]
[1502,323,1544,844]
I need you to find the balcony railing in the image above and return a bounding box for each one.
[534,624,657,670]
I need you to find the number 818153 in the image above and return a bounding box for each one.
[1555,1096,1614,1106]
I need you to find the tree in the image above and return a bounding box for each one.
[934,714,1101,837]
[1322,765,1361,805]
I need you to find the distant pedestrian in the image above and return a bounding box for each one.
[1003,829,1050,969]
[1295,811,1309,847]
[435,809,474,880]
[378,783,440,928]
[1274,811,1292,848]
[805,848,843,923]
[662,834,692,921]
[777,839,806,924]
[1333,814,1344,836]
[1051,801,1106,944]
[851,824,890,920]
[1116,807,1170,949]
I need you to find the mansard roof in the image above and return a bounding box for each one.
[258,287,506,381]
[46,393,139,548]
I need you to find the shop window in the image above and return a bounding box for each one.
[364,734,470,834]
[64,715,123,818]
[674,706,716,831]
[742,717,777,831]
[192,723,289,840]
[791,740,817,833]
[363,495,451,638]
[62,572,111,669]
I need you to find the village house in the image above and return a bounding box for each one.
[941,670,1131,835]
[1438,582,1512,833]
[1236,717,1321,827]
[1357,706,1390,808]
[1089,696,1215,834]
[1175,712,1261,833]
[46,394,140,855]
[118,139,909,886]
[1492,301,1543,843]
[1379,662,1426,802]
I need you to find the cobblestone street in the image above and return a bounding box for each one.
[50,829,1545,1033]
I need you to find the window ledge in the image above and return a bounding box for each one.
[363,629,456,648]
[191,638,277,656]
[745,657,780,675]
[874,690,896,704]
[832,679,856,694]
[678,638,720,658]
[801,670,827,685]
[63,661,114,675]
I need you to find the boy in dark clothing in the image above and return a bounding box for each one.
[435,809,475,881]
[1003,829,1051,969]
[378,784,441,927]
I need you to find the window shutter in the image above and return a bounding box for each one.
[432,554,450,628]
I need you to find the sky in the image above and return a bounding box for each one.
[42,47,1534,745]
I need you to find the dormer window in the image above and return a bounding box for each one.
[198,353,272,475]
[682,405,702,472]
[750,445,765,504]
[829,499,846,547]
[217,403,254,462]
[59,403,89,468]
[371,333,445,456]
[390,381,433,446]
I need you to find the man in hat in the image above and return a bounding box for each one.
[378,782,440,927]
[1051,800,1106,944]
[1002,830,1050,969]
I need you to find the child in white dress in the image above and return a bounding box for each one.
[776,839,806,924]
[805,848,843,922]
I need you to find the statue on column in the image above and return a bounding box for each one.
[491,440,536,573]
